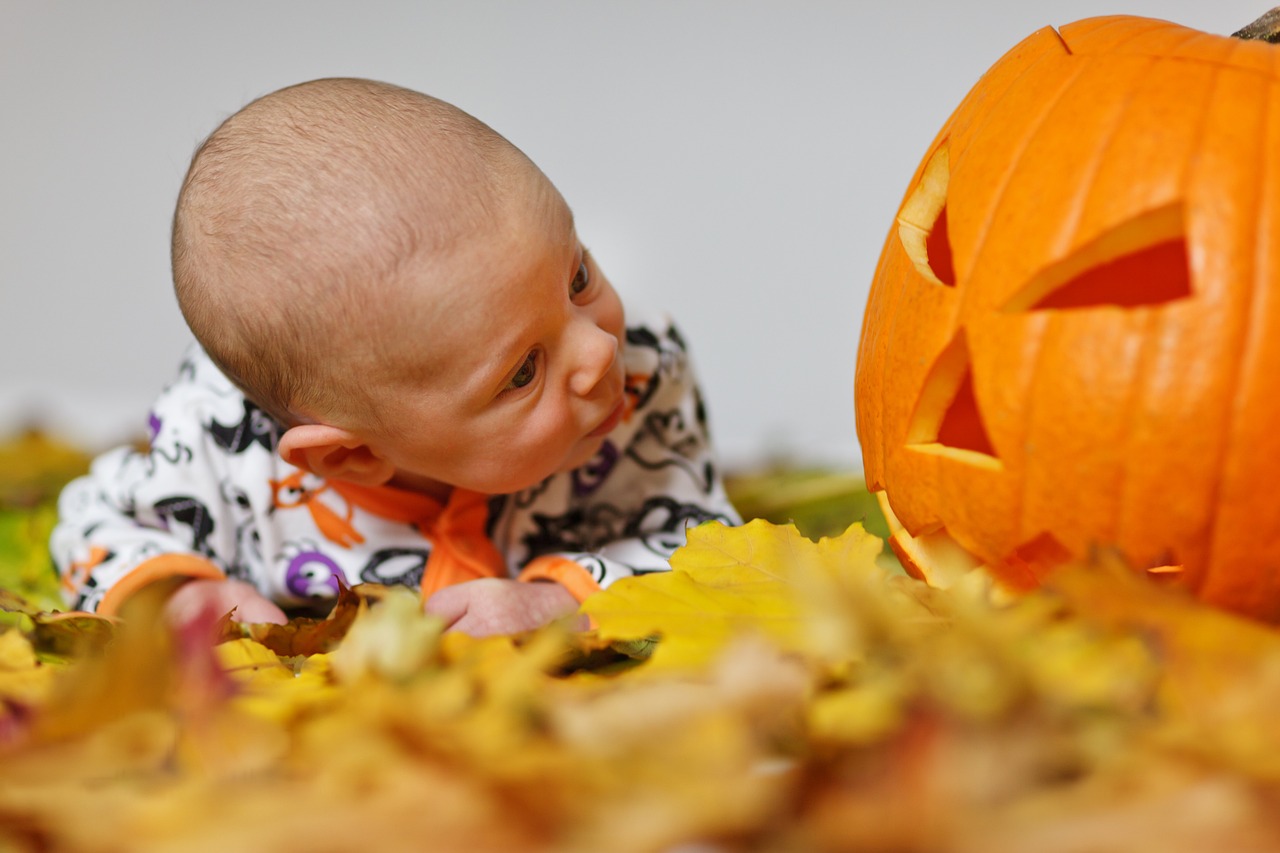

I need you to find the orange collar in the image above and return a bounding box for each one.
[329,480,506,601]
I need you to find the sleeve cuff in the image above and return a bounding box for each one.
[97,554,227,617]
[517,555,603,604]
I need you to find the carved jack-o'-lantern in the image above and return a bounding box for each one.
[855,14,1280,620]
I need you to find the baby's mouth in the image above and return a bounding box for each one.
[587,399,625,438]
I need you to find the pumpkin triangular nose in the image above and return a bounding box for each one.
[907,329,999,461]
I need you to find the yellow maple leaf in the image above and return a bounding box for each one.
[582,519,888,672]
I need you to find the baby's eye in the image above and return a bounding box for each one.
[507,353,537,390]
[569,259,590,298]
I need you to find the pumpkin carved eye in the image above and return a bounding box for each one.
[1003,202,1192,311]
[897,142,956,287]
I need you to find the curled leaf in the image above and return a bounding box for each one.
[241,579,365,657]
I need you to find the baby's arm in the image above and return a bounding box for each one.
[423,578,581,636]
[52,346,280,617]
[52,447,235,616]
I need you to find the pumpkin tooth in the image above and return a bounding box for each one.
[887,526,982,589]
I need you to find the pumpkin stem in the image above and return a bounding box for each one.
[1233,8,1280,41]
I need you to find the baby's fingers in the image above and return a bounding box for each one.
[421,584,470,630]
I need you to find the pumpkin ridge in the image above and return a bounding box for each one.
[1111,24,1208,61]
[1168,29,1269,74]
[1221,24,1280,79]
[1062,21,1280,82]
[1107,51,1280,85]
[997,315,1047,566]
[1217,28,1276,79]
[1171,56,1226,200]
[1149,60,1260,603]
[1042,55,1160,282]
[948,26,1073,151]
[1014,310,1064,557]
[1013,47,1220,314]
[960,62,1087,320]
[940,30,1071,198]
[1114,307,1163,578]
[860,238,920,492]
[1200,72,1276,608]
[1110,59,1225,598]
[915,28,1071,286]
[854,237,899,490]
[1060,16,1195,58]
[1056,16,1149,54]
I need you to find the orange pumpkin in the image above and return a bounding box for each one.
[854,14,1280,620]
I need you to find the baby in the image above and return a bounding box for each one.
[52,78,739,636]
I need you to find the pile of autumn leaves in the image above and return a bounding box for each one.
[5,520,1280,852]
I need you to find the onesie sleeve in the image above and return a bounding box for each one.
[50,346,275,615]
[500,315,741,599]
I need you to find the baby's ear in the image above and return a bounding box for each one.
[277,425,396,486]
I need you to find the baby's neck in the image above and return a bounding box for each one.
[385,470,455,503]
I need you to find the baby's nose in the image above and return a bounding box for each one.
[568,323,620,398]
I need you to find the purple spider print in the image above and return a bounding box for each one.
[573,440,620,497]
[284,551,348,599]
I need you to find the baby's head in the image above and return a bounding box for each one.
[173,78,524,425]
[173,79,627,498]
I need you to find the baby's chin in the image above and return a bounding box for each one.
[421,434,616,498]
[555,434,611,476]
[482,434,612,494]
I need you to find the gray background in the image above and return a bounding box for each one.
[1,1,1260,468]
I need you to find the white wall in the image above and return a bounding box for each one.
[2,0,1261,468]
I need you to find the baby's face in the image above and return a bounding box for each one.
[362,185,627,497]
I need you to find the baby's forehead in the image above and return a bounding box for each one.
[445,168,576,257]
[375,185,580,372]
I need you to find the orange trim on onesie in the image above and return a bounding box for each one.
[97,554,226,618]
[518,555,603,603]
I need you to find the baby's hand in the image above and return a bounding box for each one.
[165,577,288,629]
[423,578,582,637]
